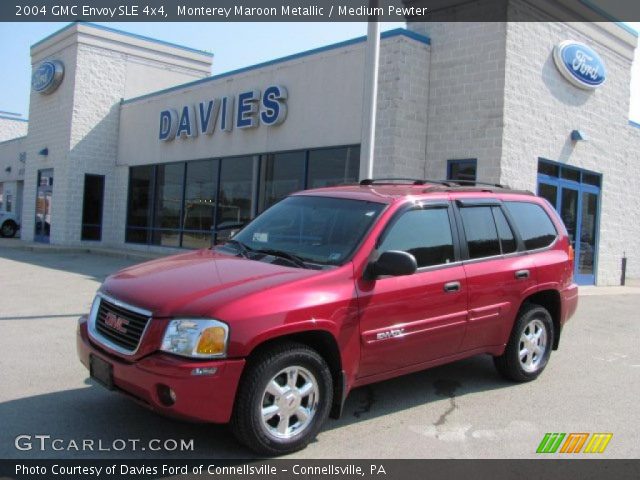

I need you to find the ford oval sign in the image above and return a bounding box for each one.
[31,60,64,95]
[553,41,606,90]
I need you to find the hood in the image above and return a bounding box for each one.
[100,249,319,318]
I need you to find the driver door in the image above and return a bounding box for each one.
[356,203,468,378]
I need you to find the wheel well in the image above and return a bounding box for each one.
[522,290,561,350]
[246,330,345,417]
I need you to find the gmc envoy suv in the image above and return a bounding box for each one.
[77,179,578,455]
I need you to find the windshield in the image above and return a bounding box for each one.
[222,195,385,267]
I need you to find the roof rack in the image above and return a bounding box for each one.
[359,178,450,186]
[443,179,510,189]
[359,178,511,189]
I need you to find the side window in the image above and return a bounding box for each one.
[492,207,517,254]
[505,201,557,250]
[379,208,455,268]
[460,206,501,259]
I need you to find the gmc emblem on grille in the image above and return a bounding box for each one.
[104,312,129,334]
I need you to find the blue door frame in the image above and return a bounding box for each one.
[537,173,601,285]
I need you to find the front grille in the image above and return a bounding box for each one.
[94,297,151,352]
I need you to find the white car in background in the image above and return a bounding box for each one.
[0,211,20,238]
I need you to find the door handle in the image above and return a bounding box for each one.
[443,281,461,292]
[515,269,530,279]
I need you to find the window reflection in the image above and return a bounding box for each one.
[152,163,184,247]
[125,145,360,249]
[308,146,360,188]
[182,159,217,248]
[259,151,305,210]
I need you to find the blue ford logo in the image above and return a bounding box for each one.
[31,60,64,95]
[553,41,606,90]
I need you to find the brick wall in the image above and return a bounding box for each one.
[0,118,28,142]
[502,3,640,284]
[373,36,431,179]
[409,21,507,181]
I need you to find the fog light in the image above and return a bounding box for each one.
[191,367,218,376]
[157,385,176,406]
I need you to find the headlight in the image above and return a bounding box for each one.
[160,319,229,359]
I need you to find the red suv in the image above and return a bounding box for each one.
[77,179,578,455]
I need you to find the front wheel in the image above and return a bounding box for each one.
[493,304,554,382]
[230,342,333,455]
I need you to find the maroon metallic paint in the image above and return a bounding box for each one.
[78,185,578,424]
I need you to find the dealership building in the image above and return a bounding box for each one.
[1,2,640,286]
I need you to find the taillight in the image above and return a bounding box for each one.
[568,244,575,263]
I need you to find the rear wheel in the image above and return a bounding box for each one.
[1,220,17,238]
[494,304,554,382]
[230,342,333,455]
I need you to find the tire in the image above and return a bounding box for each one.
[1,220,17,238]
[230,342,333,456]
[493,303,554,382]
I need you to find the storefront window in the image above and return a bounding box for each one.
[152,163,185,247]
[81,174,105,241]
[125,145,360,249]
[447,159,477,181]
[182,159,218,249]
[259,151,305,210]
[217,156,258,241]
[307,146,360,188]
[126,165,154,244]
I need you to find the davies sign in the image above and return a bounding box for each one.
[159,85,287,142]
[553,41,606,90]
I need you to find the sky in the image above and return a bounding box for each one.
[0,21,638,121]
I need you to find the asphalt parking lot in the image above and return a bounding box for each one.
[1,245,639,459]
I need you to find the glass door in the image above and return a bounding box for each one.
[537,160,601,285]
[576,190,599,285]
[35,169,53,243]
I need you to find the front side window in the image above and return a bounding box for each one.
[379,208,455,268]
[505,201,557,250]
[229,196,384,266]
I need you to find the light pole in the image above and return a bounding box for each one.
[359,0,380,181]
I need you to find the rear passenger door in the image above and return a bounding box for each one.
[357,202,468,378]
[454,200,537,351]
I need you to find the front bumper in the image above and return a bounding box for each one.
[76,317,245,424]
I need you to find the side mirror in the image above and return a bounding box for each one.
[365,250,417,279]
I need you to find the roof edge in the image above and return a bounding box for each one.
[31,22,214,58]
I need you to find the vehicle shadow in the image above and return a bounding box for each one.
[0,247,146,284]
[328,354,507,430]
[0,355,511,459]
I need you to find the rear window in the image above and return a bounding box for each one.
[460,207,501,259]
[504,201,557,250]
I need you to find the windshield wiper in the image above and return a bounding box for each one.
[253,248,310,269]
[225,239,253,258]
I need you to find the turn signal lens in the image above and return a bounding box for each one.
[568,245,575,263]
[196,327,227,355]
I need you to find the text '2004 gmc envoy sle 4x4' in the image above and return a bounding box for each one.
[77,179,578,455]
